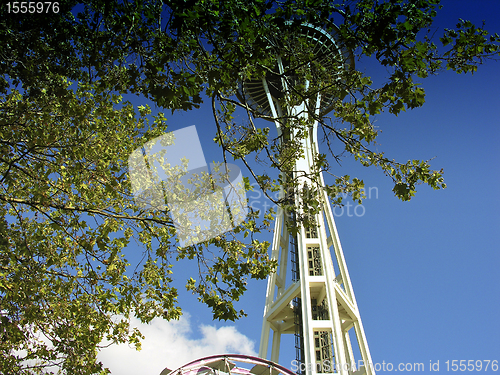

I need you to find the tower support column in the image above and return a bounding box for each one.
[259,107,375,375]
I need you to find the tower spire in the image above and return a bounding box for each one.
[238,23,375,375]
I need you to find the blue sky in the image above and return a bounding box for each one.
[98,1,500,374]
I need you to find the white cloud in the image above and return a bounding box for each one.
[98,313,257,375]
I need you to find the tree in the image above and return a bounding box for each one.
[1,0,498,373]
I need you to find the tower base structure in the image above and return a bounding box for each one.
[258,162,375,375]
[256,88,375,375]
[235,21,376,375]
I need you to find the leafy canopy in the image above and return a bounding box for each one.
[1,0,499,373]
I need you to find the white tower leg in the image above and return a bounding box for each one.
[258,102,375,375]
